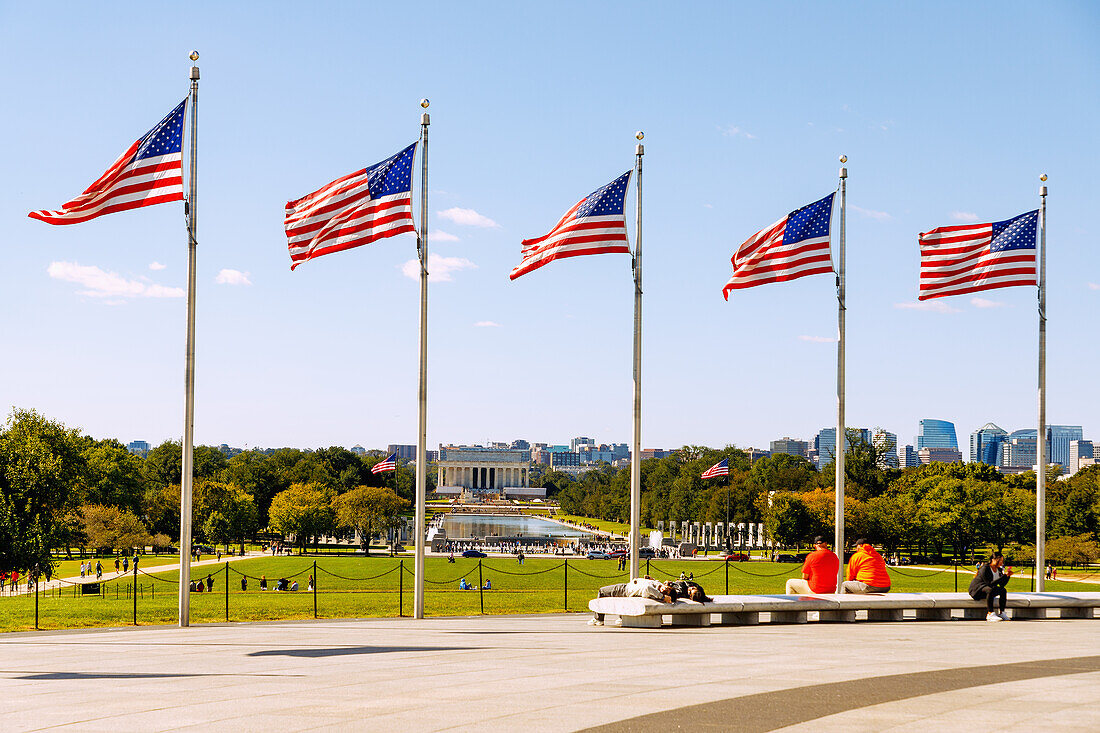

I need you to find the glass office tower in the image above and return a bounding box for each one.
[916,419,958,451]
[970,423,1008,465]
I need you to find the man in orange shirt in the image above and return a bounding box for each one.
[785,536,840,595]
[843,538,891,593]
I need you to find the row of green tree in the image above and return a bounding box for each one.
[553,432,1100,563]
[0,409,420,573]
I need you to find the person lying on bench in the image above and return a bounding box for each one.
[589,577,673,626]
[842,539,891,594]
[667,578,711,602]
[969,551,1013,622]
[785,536,839,595]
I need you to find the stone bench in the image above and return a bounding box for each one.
[588,591,1100,628]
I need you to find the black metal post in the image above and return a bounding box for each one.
[399,559,404,617]
[133,565,138,626]
[225,561,230,622]
[646,558,650,576]
[34,576,39,631]
[478,559,484,614]
[313,560,317,619]
[953,561,957,593]
[725,557,729,595]
[563,559,568,611]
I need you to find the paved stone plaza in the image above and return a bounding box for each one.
[1,613,1098,732]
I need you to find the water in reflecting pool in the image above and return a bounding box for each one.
[442,514,596,539]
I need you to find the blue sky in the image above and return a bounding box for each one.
[1,2,1096,452]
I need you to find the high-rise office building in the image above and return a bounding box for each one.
[872,430,899,468]
[916,419,958,451]
[1002,432,1038,469]
[814,427,871,468]
[1048,425,1083,467]
[1069,440,1094,475]
[388,444,417,461]
[970,423,1008,465]
[898,444,921,468]
[770,437,808,458]
[127,440,150,456]
[570,436,596,452]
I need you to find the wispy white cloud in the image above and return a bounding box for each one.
[894,300,960,314]
[1087,282,1099,291]
[971,297,1005,309]
[719,125,757,140]
[474,321,501,328]
[851,205,891,221]
[438,207,499,228]
[215,269,252,286]
[433,230,460,242]
[149,261,166,271]
[702,203,714,209]
[799,335,837,343]
[400,254,477,283]
[950,211,979,223]
[48,261,183,300]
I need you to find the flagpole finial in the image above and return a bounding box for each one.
[189,50,199,62]
[635,131,644,140]
[420,98,430,109]
[839,154,848,179]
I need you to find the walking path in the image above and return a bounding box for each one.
[3,552,265,597]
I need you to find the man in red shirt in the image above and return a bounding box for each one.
[785,536,839,595]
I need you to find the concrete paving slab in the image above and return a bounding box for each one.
[1,614,1099,732]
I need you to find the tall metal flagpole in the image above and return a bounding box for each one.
[413,100,430,618]
[1035,174,1048,591]
[834,156,847,593]
[178,51,200,627]
[629,132,644,580]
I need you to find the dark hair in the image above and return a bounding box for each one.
[989,551,1004,562]
[854,538,868,547]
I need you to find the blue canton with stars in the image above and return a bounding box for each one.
[784,193,834,244]
[576,170,632,218]
[366,143,417,199]
[990,210,1038,252]
[135,99,187,161]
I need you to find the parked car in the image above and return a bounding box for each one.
[607,550,628,559]
[586,551,611,560]
[638,547,657,558]
[721,552,749,561]
[774,553,803,563]
[461,550,487,558]
[194,545,215,554]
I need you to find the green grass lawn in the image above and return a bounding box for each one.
[0,556,1090,633]
[551,514,654,537]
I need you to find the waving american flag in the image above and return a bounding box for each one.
[701,459,730,480]
[285,143,417,271]
[29,99,186,225]
[510,171,632,280]
[722,193,835,299]
[918,210,1038,300]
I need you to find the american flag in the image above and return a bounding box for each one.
[371,453,398,474]
[510,171,632,280]
[701,459,729,480]
[285,143,417,271]
[722,193,835,299]
[29,99,187,225]
[918,210,1038,300]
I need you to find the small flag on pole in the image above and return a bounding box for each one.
[917,210,1038,300]
[510,171,632,280]
[701,459,729,480]
[285,143,417,271]
[722,193,835,299]
[29,99,187,225]
[371,453,398,474]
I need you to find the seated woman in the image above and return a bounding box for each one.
[969,551,1013,622]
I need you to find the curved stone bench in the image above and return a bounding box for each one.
[588,591,1100,628]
